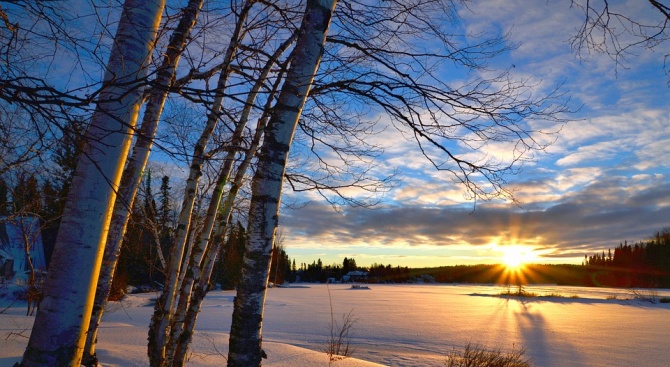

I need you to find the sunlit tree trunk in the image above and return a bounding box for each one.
[147,2,254,365]
[19,1,164,366]
[80,1,204,366]
[227,1,337,365]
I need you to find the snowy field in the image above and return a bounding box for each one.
[2,283,670,366]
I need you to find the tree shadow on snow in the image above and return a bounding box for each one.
[469,293,670,309]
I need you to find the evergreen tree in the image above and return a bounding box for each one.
[115,172,167,288]
[40,118,87,265]
[39,180,61,265]
[120,200,151,285]
[343,257,357,274]
[158,175,172,232]
[269,244,292,285]
[51,118,87,206]
[157,175,173,261]
[213,222,247,290]
[143,170,158,221]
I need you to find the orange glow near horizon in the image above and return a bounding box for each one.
[495,245,539,285]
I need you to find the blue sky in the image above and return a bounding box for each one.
[279,0,670,268]
[12,1,669,269]
[56,0,666,269]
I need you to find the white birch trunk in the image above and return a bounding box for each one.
[147,2,254,365]
[227,1,337,365]
[172,101,272,367]
[166,33,297,367]
[81,1,204,365]
[19,1,164,366]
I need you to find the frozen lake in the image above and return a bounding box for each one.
[2,283,670,366]
[256,284,670,366]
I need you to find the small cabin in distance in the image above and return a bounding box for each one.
[341,270,368,283]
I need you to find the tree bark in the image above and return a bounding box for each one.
[80,1,204,366]
[147,2,254,365]
[19,1,164,366]
[167,32,296,367]
[172,38,297,367]
[173,110,267,367]
[227,1,337,365]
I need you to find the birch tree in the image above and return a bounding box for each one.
[226,0,570,364]
[166,33,296,367]
[18,0,165,366]
[228,1,338,365]
[147,1,256,365]
[81,1,205,365]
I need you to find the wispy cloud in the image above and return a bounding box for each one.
[279,0,670,267]
[283,173,670,260]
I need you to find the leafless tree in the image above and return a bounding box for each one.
[229,0,569,364]
[305,0,569,204]
[166,32,297,367]
[147,1,261,365]
[0,106,52,177]
[0,1,125,144]
[19,1,165,365]
[570,0,670,72]
[228,1,338,365]
[81,1,206,365]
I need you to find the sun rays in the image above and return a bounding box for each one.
[487,244,542,286]
[501,246,534,270]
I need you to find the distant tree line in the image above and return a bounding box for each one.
[294,258,412,284]
[366,263,412,283]
[584,229,670,287]
[297,257,366,283]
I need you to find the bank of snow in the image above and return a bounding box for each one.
[2,284,670,367]
[0,285,382,367]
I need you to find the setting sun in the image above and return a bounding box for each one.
[500,246,534,269]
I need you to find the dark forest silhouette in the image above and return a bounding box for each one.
[583,229,670,288]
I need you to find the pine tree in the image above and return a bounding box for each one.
[158,175,173,263]
[40,118,87,267]
[143,170,158,221]
[159,175,172,232]
[51,118,87,209]
[214,222,247,290]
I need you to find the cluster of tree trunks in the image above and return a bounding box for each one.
[17,1,337,366]
[10,0,667,366]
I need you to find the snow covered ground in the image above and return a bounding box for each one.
[2,283,670,366]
